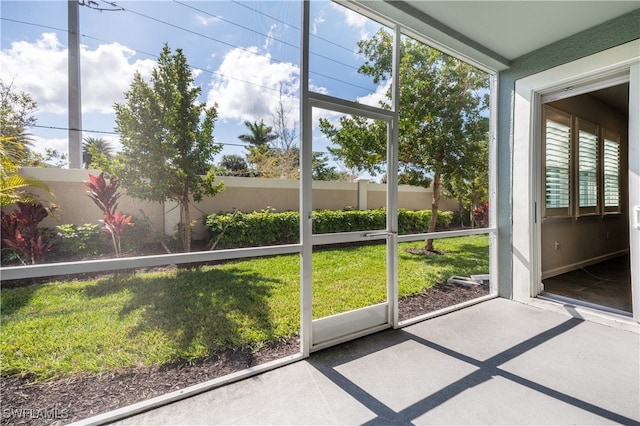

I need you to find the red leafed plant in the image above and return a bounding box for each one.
[1,202,56,264]
[472,201,489,229]
[86,172,121,217]
[85,173,132,257]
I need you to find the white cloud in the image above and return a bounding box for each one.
[30,135,69,157]
[207,46,300,127]
[195,14,221,26]
[263,24,278,50]
[80,43,156,113]
[312,11,326,35]
[355,80,391,108]
[330,2,369,40]
[1,34,68,114]
[0,33,156,115]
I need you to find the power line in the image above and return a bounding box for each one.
[1,17,67,34]
[0,17,293,97]
[229,0,359,55]
[27,124,343,157]
[173,0,298,50]
[28,124,256,150]
[109,1,288,66]
[3,10,377,94]
[97,0,374,92]
[172,0,362,74]
[30,124,118,135]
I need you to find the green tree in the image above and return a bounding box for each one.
[114,45,224,252]
[238,119,277,148]
[0,80,36,166]
[0,81,51,206]
[243,88,301,179]
[218,154,253,177]
[239,119,286,178]
[312,152,350,181]
[443,139,489,228]
[83,136,113,169]
[320,29,489,251]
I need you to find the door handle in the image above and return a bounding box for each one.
[635,206,640,230]
[363,232,388,238]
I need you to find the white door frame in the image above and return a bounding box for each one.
[512,40,640,323]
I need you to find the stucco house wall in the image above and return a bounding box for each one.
[497,9,640,298]
[11,168,456,241]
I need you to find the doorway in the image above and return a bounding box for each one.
[512,41,639,324]
[539,84,632,315]
[309,105,396,349]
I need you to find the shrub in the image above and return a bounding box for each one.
[0,202,56,264]
[119,215,153,254]
[204,208,453,249]
[56,223,107,259]
[54,216,153,260]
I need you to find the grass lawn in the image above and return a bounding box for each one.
[0,235,488,381]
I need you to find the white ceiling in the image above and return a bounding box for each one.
[355,1,639,70]
[405,1,639,61]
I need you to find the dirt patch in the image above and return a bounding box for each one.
[398,280,489,321]
[403,247,445,256]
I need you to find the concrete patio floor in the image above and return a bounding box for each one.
[112,298,640,425]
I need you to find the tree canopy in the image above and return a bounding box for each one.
[217,154,254,177]
[320,29,489,249]
[0,81,52,207]
[82,136,114,169]
[238,120,277,148]
[114,45,223,251]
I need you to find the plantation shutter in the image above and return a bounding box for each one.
[603,129,621,213]
[543,107,572,217]
[576,119,599,215]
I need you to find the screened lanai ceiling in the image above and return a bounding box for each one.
[354,1,639,70]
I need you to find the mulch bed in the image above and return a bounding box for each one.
[1,257,488,425]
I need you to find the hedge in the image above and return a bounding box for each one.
[204,208,453,249]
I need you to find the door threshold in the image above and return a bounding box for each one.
[529,294,638,333]
[539,292,632,317]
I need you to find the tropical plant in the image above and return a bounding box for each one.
[1,202,56,264]
[114,44,224,252]
[0,82,52,206]
[85,172,132,257]
[0,149,51,207]
[82,136,114,169]
[238,119,277,148]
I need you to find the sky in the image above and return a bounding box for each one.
[1,0,391,174]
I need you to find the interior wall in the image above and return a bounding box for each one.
[541,94,629,278]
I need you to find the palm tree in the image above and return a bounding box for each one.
[82,136,114,169]
[238,120,277,148]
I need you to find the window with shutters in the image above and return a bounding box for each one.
[543,107,572,217]
[576,118,599,215]
[542,105,623,220]
[603,129,621,213]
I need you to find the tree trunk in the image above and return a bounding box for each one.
[426,173,441,252]
[181,193,191,253]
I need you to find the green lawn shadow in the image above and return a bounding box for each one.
[84,265,289,359]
